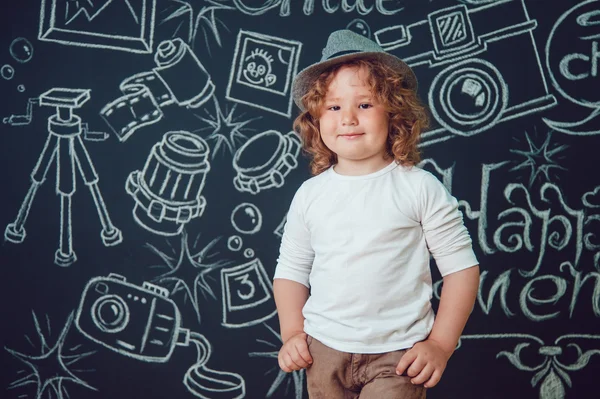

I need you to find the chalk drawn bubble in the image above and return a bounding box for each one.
[231,203,262,235]
[17,84,25,92]
[10,37,34,63]
[228,235,243,251]
[244,248,254,258]
[346,19,371,39]
[1,64,14,80]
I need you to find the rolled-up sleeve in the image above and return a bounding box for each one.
[419,172,478,277]
[273,185,315,288]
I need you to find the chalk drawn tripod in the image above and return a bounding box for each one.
[5,88,122,266]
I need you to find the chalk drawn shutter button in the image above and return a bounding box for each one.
[429,59,507,136]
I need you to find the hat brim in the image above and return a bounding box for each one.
[291,51,417,112]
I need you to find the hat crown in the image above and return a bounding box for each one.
[321,30,384,61]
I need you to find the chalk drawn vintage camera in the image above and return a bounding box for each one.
[375,0,556,139]
[75,273,182,362]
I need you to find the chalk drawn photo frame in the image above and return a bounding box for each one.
[39,0,156,54]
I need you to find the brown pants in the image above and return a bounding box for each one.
[306,336,426,399]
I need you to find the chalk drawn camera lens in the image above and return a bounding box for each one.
[126,131,210,236]
[91,295,129,333]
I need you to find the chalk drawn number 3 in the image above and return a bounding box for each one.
[234,274,255,300]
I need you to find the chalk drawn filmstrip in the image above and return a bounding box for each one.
[101,38,215,141]
[39,0,157,53]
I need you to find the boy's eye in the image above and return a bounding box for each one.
[327,105,340,111]
[359,103,372,109]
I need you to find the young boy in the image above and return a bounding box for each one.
[273,29,480,398]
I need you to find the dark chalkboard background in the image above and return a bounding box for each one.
[1,1,599,398]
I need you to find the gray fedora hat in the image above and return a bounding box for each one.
[292,29,417,111]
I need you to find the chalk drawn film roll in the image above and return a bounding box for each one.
[153,38,215,108]
[126,131,211,236]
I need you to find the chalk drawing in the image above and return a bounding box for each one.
[346,18,372,39]
[6,311,96,399]
[221,258,277,328]
[39,0,156,53]
[1,64,15,80]
[226,30,302,117]
[458,334,600,399]
[126,131,211,236]
[147,230,232,324]
[9,37,34,63]
[4,88,122,267]
[583,186,600,208]
[274,214,286,239]
[248,323,305,399]
[74,274,246,397]
[228,235,244,251]
[230,0,404,16]
[509,130,568,188]
[374,0,556,145]
[544,0,600,136]
[164,0,236,50]
[193,97,260,157]
[102,38,215,141]
[458,153,597,279]
[232,130,301,195]
[231,203,263,235]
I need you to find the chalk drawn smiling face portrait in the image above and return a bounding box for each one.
[242,49,277,87]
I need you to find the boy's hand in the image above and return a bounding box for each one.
[278,332,313,373]
[395,338,453,388]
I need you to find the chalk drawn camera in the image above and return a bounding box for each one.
[375,0,556,137]
[75,274,182,362]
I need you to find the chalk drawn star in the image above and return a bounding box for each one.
[5,311,96,399]
[510,130,568,187]
[146,229,233,323]
[161,0,235,50]
[248,323,305,399]
[193,98,260,157]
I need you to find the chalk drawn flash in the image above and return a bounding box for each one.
[5,311,96,399]
[161,0,235,50]
[509,130,568,188]
[193,97,259,157]
[147,230,232,323]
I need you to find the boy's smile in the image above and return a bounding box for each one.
[319,65,391,175]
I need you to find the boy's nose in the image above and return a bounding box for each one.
[341,109,358,126]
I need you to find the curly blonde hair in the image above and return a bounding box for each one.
[293,57,430,176]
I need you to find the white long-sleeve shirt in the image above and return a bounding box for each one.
[274,161,478,353]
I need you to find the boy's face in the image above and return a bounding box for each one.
[319,65,390,173]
